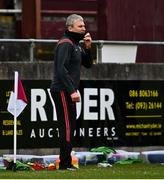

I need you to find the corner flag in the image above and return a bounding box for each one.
[7,72,28,117]
[7,71,28,170]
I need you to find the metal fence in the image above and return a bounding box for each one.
[0,39,164,63]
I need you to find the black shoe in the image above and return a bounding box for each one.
[67,165,78,171]
[59,166,67,170]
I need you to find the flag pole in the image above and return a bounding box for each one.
[13,71,18,171]
[7,71,28,171]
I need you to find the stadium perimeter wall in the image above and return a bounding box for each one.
[1,62,164,80]
[0,62,164,155]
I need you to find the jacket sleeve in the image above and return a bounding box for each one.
[56,43,76,95]
[81,48,93,68]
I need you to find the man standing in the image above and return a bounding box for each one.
[50,14,92,170]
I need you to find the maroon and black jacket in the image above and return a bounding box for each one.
[50,30,93,95]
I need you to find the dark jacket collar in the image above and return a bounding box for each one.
[64,30,85,44]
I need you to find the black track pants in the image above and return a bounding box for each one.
[50,90,76,168]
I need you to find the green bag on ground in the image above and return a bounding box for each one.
[90,146,116,156]
[90,146,116,163]
[115,158,143,165]
[16,160,31,171]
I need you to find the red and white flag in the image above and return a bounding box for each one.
[7,71,28,117]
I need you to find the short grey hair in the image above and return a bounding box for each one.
[66,14,84,28]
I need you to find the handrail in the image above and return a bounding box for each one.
[0,39,164,62]
[94,40,164,45]
[0,39,164,45]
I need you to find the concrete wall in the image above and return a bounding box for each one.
[1,62,164,80]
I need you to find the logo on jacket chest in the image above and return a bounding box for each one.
[75,46,82,52]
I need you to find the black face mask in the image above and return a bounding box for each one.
[65,30,85,42]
